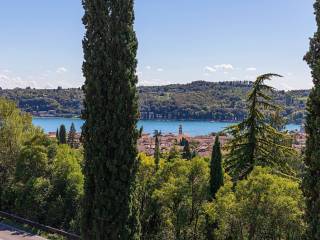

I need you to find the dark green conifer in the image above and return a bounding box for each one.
[303,0,320,237]
[153,130,161,171]
[182,140,192,160]
[207,136,224,240]
[224,74,295,180]
[59,124,67,144]
[56,128,59,142]
[81,0,140,239]
[67,123,77,148]
[209,135,224,199]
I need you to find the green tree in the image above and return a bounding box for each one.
[209,135,224,199]
[81,0,140,239]
[56,128,59,142]
[47,144,83,233]
[67,123,77,148]
[153,130,161,171]
[206,135,224,240]
[168,146,181,161]
[224,74,295,180]
[269,109,286,131]
[0,98,35,209]
[205,167,305,240]
[182,140,192,160]
[153,158,209,240]
[136,154,161,239]
[15,135,50,183]
[59,124,67,144]
[303,0,320,238]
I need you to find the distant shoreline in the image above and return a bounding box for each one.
[32,116,302,125]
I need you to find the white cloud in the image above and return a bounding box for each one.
[204,66,216,73]
[145,66,151,70]
[214,64,234,70]
[157,68,164,72]
[246,67,257,71]
[0,71,40,89]
[56,67,68,74]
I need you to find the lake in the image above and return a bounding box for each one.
[32,118,302,137]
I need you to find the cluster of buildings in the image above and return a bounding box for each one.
[138,126,307,157]
[46,125,307,156]
[138,125,231,157]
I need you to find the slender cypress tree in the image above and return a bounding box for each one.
[183,140,192,160]
[59,124,67,144]
[56,128,59,142]
[81,0,140,239]
[153,130,161,171]
[209,135,224,199]
[67,123,77,148]
[207,135,224,240]
[303,1,320,238]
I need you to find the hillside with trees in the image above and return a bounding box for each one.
[0,81,309,124]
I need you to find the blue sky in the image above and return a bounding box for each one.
[0,0,315,89]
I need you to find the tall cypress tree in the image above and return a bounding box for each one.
[59,124,67,144]
[207,135,224,240]
[81,0,140,239]
[183,140,192,160]
[56,128,59,142]
[67,123,77,148]
[209,135,224,199]
[303,1,320,238]
[153,130,161,171]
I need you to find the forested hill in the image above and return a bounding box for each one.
[0,81,309,124]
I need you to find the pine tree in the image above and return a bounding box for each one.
[183,140,192,160]
[59,124,67,144]
[302,1,320,238]
[67,123,77,148]
[224,74,295,180]
[153,130,161,171]
[81,0,140,239]
[209,135,224,199]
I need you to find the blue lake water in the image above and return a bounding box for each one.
[32,118,301,137]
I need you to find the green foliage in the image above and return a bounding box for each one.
[303,0,320,238]
[0,98,36,209]
[58,124,66,144]
[209,135,224,200]
[81,0,140,239]
[154,130,162,171]
[224,74,297,180]
[15,136,49,182]
[182,140,192,160]
[152,158,209,240]
[67,123,77,148]
[0,99,83,234]
[55,128,59,142]
[167,146,181,161]
[136,154,162,239]
[47,144,83,232]
[206,167,305,239]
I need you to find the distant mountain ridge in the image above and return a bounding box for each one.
[0,81,309,124]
